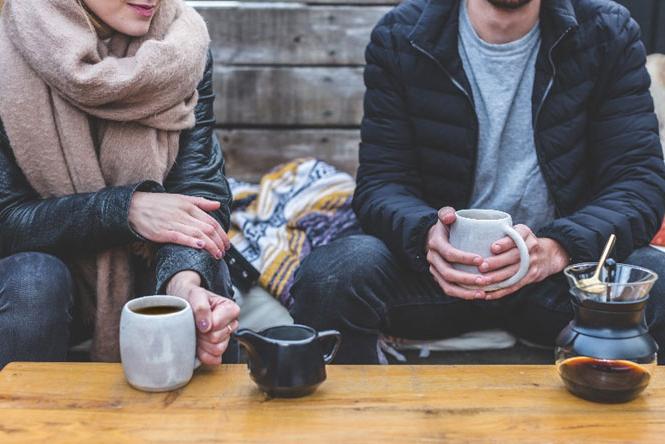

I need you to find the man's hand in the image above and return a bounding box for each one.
[426,207,489,300]
[166,271,240,365]
[479,225,570,300]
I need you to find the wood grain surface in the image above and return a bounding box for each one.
[191,0,384,176]
[214,66,364,127]
[197,3,390,66]
[218,129,359,181]
[1,363,665,443]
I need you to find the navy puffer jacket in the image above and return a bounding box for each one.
[353,0,665,272]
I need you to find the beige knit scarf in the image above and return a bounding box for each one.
[0,0,210,361]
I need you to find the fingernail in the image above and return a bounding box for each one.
[474,257,483,265]
[196,240,205,248]
[493,245,501,253]
[480,262,489,272]
[198,320,209,331]
[216,251,223,260]
[475,277,483,286]
[475,291,483,299]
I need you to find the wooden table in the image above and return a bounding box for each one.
[1,363,664,443]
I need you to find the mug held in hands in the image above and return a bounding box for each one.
[449,209,530,291]
[120,295,201,392]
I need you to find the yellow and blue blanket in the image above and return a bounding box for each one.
[229,158,359,308]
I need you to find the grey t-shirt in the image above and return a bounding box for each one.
[458,0,555,231]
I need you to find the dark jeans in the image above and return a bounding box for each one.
[290,235,665,364]
[0,253,73,368]
[0,252,237,368]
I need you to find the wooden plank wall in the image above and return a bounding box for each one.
[190,0,664,182]
[190,0,397,181]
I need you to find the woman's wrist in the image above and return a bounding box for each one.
[166,270,202,296]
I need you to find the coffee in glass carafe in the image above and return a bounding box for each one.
[555,262,658,403]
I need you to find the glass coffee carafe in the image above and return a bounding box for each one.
[555,262,659,403]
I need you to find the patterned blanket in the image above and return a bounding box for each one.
[229,158,360,308]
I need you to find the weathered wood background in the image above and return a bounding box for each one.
[190,0,665,182]
[190,0,396,181]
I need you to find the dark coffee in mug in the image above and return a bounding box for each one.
[132,305,184,316]
[558,356,651,403]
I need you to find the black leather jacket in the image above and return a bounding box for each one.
[0,52,232,294]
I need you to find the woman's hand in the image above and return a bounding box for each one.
[128,192,230,259]
[166,271,240,365]
[479,225,570,300]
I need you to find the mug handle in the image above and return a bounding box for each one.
[318,330,342,364]
[493,225,530,289]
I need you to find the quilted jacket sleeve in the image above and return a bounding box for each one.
[352,19,438,273]
[538,13,665,262]
[154,51,233,293]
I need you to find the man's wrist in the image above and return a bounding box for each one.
[541,237,570,273]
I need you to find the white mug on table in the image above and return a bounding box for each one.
[120,295,201,392]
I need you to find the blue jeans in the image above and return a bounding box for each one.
[0,253,73,368]
[0,252,238,368]
[290,235,665,364]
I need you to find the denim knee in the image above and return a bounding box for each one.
[290,235,394,327]
[0,252,73,324]
[0,253,73,367]
[625,247,665,339]
[625,247,665,301]
[293,235,393,294]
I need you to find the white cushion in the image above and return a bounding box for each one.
[236,286,294,332]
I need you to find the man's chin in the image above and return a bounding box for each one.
[486,0,534,10]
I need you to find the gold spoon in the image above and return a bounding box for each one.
[577,234,617,294]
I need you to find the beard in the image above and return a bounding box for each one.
[486,0,534,10]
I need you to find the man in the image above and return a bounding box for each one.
[290,0,665,364]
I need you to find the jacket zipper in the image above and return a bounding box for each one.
[410,41,480,203]
[413,24,574,218]
[533,26,575,218]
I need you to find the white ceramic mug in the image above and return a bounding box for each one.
[120,295,200,392]
[449,209,530,291]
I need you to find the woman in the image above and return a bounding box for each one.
[0,0,240,367]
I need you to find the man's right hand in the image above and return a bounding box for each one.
[425,207,489,300]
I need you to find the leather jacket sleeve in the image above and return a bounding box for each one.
[0,118,161,257]
[154,51,233,294]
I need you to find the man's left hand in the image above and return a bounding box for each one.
[479,225,570,300]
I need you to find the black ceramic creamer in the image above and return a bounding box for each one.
[235,325,341,398]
